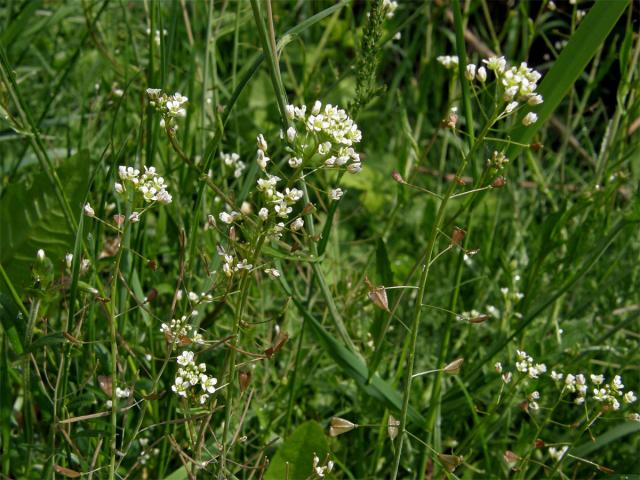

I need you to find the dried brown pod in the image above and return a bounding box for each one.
[301,203,316,215]
[364,276,389,312]
[492,176,506,188]
[468,314,489,324]
[98,375,113,397]
[239,370,252,393]
[264,331,289,359]
[100,237,121,258]
[530,142,544,152]
[229,226,237,242]
[329,417,356,437]
[443,358,464,375]
[437,453,463,472]
[534,438,545,448]
[145,288,158,302]
[391,171,406,184]
[148,259,157,271]
[451,227,466,246]
[388,415,400,440]
[597,465,615,474]
[54,465,81,478]
[503,450,520,469]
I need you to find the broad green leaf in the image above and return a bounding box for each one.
[0,151,90,296]
[264,421,330,480]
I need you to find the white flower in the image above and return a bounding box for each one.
[437,55,459,69]
[529,401,539,411]
[286,127,296,142]
[329,188,344,200]
[548,446,568,462]
[129,212,140,223]
[590,374,605,385]
[84,203,95,217]
[285,104,295,119]
[529,391,540,400]
[494,362,503,373]
[65,253,73,269]
[593,388,608,402]
[258,207,269,220]
[502,372,512,383]
[465,64,476,81]
[115,387,131,399]
[522,112,538,126]
[528,94,543,105]
[291,218,304,231]
[505,101,519,114]
[264,268,280,278]
[382,0,398,18]
[235,259,253,272]
[257,134,268,152]
[312,100,322,115]
[274,202,292,218]
[36,249,45,261]
[114,182,124,194]
[219,211,239,224]
[318,141,332,155]
[551,371,564,381]
[257,149,270,170]
[624,391,637,404]
[200,374,217,394]
[288,156,302,168]
[347,162,362,174]
[612,375,624,391]
[177,350,195,367]
[483,56,506,73]
[476,66,487,82]
[628,413,640,422]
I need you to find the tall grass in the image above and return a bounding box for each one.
[1,1,639,479]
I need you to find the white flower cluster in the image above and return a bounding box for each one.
[382,0,398,19]
[556,373,637,410]
[480,56,543,125]
[500,352,638,419]
[437,55,459,70]
[312,454,334,478]
[515,350,547,379]
[284,100,363,173]
[116,165,172,204]
[171,350,218,404]
[221,151,246,178]
[221,252,253,278]
[253,134,307,230]
[146,88,188,133]
[440,53,544,126]
[160,310,204,349]
[488,151,509,170]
